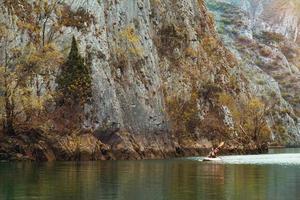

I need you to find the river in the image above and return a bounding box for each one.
[1,148,300,200]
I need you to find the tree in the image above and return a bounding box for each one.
[240,98,271,144]
[57,36,92,105]
[166,85,201,139]
[54,37,92,134]
[0,17,63,135]
[0,21,22,135]
[11,0,65,48]
[13,0,65,97]
[218,93,272,147]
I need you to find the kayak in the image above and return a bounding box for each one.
[202,157,222,162]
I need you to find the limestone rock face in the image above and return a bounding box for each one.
[216,0,300,42]
[0,0,299,160]
[207,0,300,145]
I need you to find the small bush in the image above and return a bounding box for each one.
[259,46,272,57]
[60,6,95,31]
[256,31,285,44]
[156,23,188,56]
[237,35,252,45]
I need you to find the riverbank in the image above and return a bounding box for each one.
[0,130,267,161]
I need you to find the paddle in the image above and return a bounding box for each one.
[217,141,225,150]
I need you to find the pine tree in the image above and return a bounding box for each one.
[57,36,92,105]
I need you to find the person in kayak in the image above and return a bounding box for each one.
[208,147,219,158]
[207,142,224,158]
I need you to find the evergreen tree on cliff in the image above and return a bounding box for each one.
[57,36,92,105]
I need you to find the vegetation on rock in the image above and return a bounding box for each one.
[57,36,92,105]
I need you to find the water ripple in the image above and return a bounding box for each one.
[192,154,300,165]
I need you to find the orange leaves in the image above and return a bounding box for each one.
[202,35,218,51]
[185,47,198,58]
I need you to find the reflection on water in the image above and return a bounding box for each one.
[0,150,300,200]
[216,153,300,165]
[269,147,300,154]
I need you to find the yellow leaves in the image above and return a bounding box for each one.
[21,42,63,73]
[10,47,22,57]
[9,0,65,46]
[0,24,8,39]
[166,86,200,135]
[260,124,271,139]
[153,0,161,4]
[120,25,140,44]
[240,97,271,142]
[43,43,64,64]
[0,65,5,74]
[0,64,8,94]
[218,94,266,121]
[55,5,63,18]
[27,53,43,67]
[129,47,144,57]
[0,64,18,88]
[218,92,241,123]
[29,98,44,111]
[119,25,144,57]
[217,92,271,142]
[16,20,39,33]
[248,98,265,111]
[18,87,53,111]
[0,0,67,129]
[185,47,198,58]
[218,92,233,106]
[33,0,59,16]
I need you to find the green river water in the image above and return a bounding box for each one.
[0,148,300,200]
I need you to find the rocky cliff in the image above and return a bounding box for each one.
[0,0,299,161]
[207,0,300,144]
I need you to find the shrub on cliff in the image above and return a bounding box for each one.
[166,86,200,138]
[0,20,63,135]
[218,93,272,146]
[255,31,285,44]
[57,36,92,105]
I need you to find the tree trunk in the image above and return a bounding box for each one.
[4,118,15,136]
[4,75,15,136]
[4,95,15,136]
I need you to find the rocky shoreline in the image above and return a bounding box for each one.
[0,130,268,162]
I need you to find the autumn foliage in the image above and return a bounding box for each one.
[218,93,272,146]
